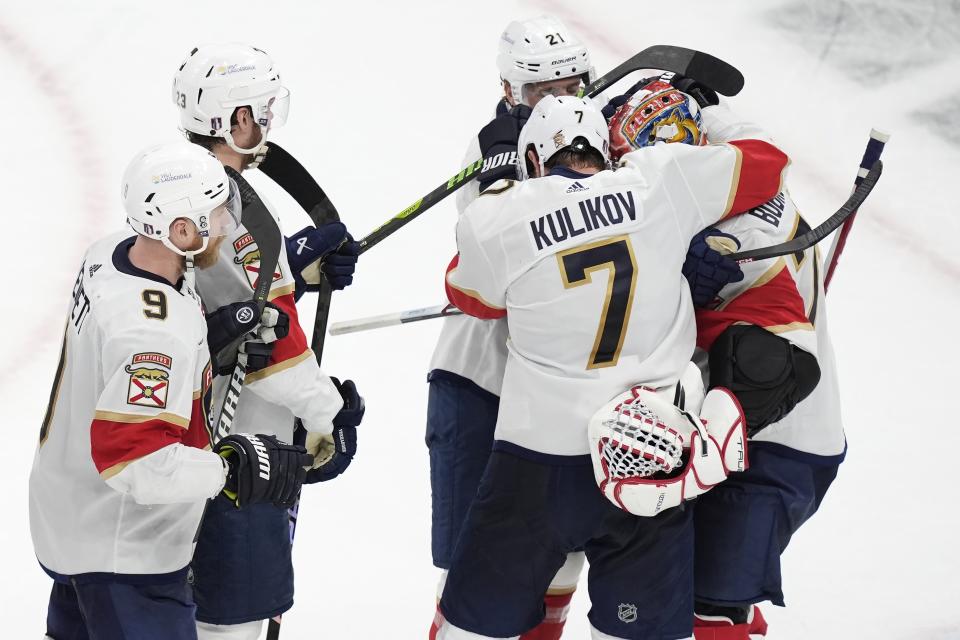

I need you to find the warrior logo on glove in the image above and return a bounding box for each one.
[124,352,173,408]
[233,233,282,290]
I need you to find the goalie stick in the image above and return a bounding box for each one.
[255,142,340,640]
[356,45,744,254]
[328,160,883,336]
[212,167,282,444]
[823,128,890,291]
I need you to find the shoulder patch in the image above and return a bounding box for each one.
[233,238,283,290]
[125,352,172,408]
[479,179,516,197]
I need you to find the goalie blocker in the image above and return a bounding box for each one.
[588,385,748,517]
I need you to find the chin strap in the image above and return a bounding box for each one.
[223,127,271,169]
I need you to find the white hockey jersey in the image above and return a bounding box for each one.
[197,195,342,443]
[429,116,509,396]
[30,232,227,578]
[446,105,790,457]
[695,192,845,459]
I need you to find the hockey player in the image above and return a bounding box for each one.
[608,81,838,639]
[437,91,789,639]
[172,44,365,639]
[30,142,313,640]
[427,17,595,639]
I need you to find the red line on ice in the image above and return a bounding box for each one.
[0,18,107,390]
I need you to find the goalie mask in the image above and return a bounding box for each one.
[608,80,706,163]
[587,385,748,517]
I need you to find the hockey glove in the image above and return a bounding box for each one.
[286,222,359,300]
[206,301,289,375]
[683,228,744,308]
[600,76,659,121]
[670,74,719,109]
[304,378,365,484]
[477,104,531,191]
[709,324,821,436]
[214,433,313,508]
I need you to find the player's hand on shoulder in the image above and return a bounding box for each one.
[600,75,659,121]
[206,301,289,375]
[214,433,313,508]
[683,228,744,308]
[477,104,531,192]
[286,222,359,300]
[669,73,719,109]
[303,377,365,484]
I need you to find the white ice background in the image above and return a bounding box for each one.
[1,0,957,637]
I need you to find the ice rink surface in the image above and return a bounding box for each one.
[1,0,957,636]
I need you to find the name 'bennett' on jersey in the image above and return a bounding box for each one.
[529,191,637,251]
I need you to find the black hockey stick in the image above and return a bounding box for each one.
[328,160,882,335]
[212,167,282,444]
[356,44,743,254]
[255,142,339,640]
[729,159,882,264]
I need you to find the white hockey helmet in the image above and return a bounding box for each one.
[497,16,595,106]
[516,95,610,180]
[122,142,241,257]
[173,43,289,157]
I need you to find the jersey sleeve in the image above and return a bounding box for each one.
[620,112,789,240]
[445,212,507,319]
[92,327,225,503]
[695,212,818,356]
[242,213,343,435]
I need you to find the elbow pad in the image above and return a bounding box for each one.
[708,324,820,436]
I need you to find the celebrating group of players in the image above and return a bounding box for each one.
[28,13,846,640]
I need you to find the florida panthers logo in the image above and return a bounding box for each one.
[233,233,282,290]
[125,352,173,408]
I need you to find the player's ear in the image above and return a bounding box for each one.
[169,218,193,245]
[503,80,515,106]
[526,148,541,177]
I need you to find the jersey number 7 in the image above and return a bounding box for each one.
[557,235,637,370]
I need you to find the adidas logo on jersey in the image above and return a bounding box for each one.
[89,264,102,278]
[566,181,588,193]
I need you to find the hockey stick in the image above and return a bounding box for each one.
[329,160,882,336]
[822,129,890,290]
[212,168,283,443]
[255,142,339,640]
[356,45,744,254]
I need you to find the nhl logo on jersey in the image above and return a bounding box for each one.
[233,233,282,290]
[617,603,638,624]
[124,352,172,408]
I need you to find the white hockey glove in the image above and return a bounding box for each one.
[588,386,748,517]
